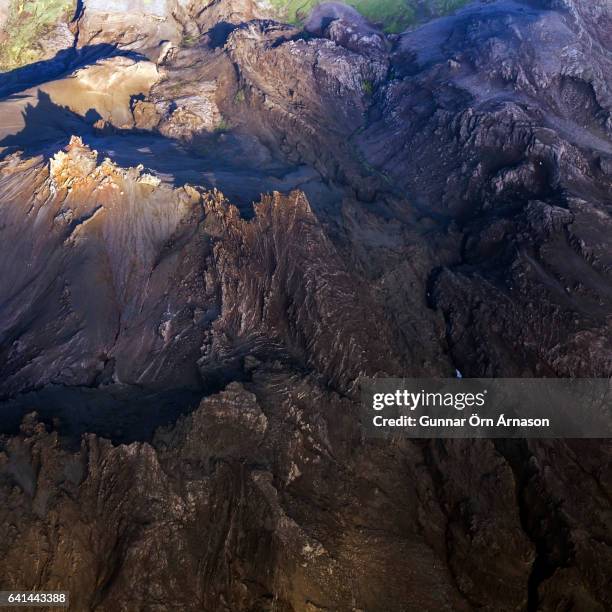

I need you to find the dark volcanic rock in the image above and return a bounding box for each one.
[357,0,612,377]
[0,0,611,610]
[0,138,413,397]
[0,384,538,611]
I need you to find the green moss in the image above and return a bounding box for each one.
[234,89,246,104]
[268,0,468,34]
[0,0,76,71]
[362,79,373,95]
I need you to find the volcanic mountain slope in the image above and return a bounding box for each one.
[362,0,612,377]
[0,0,611,610]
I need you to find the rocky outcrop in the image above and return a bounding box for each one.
[0,137,411,397]
[0,137,207,394]
[135,79,222,136]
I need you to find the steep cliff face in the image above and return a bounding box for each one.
[0,137,205,394]
[0,0,611,610]
[0,137,413,397]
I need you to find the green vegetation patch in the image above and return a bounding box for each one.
[268,0,469,34]
[362,78,373,95]
[0,0,76,71]
[348,0,415,34]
